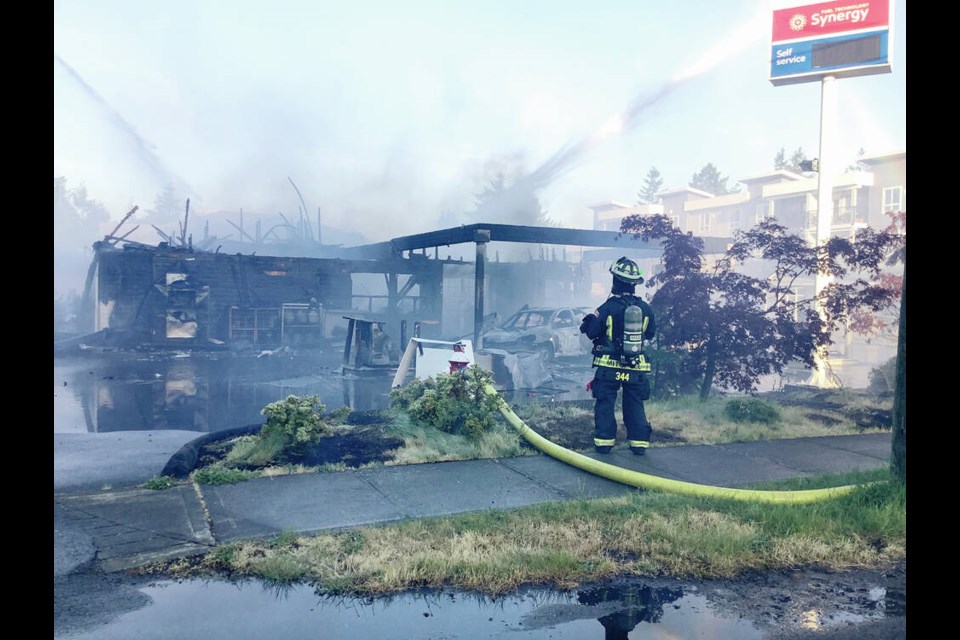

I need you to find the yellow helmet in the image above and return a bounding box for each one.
[609,256,644,284]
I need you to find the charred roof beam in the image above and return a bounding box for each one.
[383,223,731,256]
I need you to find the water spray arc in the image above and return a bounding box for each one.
[483,383,870,505]
[55,54,193,198]
[510,7,771,197]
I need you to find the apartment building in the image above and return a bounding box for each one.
[587,150,906,389]
[676,152,905,243]
[592,151,904,240]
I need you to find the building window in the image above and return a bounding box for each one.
[755,203,771,225]
[730,209,742,231]
[832,192,853,226]
[773,196,806,230]
[882,186,904,213]
[699,212,711,232]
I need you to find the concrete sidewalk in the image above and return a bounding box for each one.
[54,432,893,576]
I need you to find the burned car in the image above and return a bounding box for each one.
[481,305,594,359]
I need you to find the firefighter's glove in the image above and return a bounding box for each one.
[580,313,602,338]
[579,315,591,333]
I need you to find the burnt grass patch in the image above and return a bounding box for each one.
[187,387,888,474]
[196,424,404,470]
[510,404,687,451]
[763,386,893,432]
[298,426,405,467]
[802,412,845,428]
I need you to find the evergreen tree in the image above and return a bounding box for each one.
[773,148,787,170]
[145,184,185,226]
[689,163,739,195]
[847,147,869,172]
[69,183,110,224]
[473,172,550,227]
[637,167,664,204]
[788,148,808,173]
[436,208,463,228]
[54,177,109,242]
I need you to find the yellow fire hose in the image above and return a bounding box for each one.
[484,383,869,504]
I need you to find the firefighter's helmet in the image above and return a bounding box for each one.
[609,256,644,285]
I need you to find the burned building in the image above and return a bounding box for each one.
[91,242,349,348]
[88,241,447,350]
[79,222,694,354]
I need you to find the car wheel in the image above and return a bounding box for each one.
[539,342,555,362]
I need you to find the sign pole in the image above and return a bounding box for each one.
[808,74,840,388]
[770,0,894,389]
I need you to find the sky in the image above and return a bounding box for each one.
[53,0,906,243]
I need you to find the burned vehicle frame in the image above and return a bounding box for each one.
[481,305,593,360]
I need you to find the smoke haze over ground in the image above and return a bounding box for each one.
[54,0,906,295]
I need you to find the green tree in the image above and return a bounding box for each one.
[788,148,808,173]
[68,183,110,224]
[54,177,79,231]
[689,163,740,195]
[437,207,463,228]
[473,172,550,226]
[146,183,185,226]
[637,167,664,204]
[54,176,110,247]
[55,177,113,322]
[618,214,904,400]
[847,147,869,172]
[773,148,787,170]
[773,148,810,173]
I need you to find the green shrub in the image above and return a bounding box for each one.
[646,346,702,399]
[197,396,339,471]
[143,475,177,490]
[225,432,288,467]
[867,356,897,395]
[194,464,260,485]
[724,398,781,425]
[222,395,334,468]
[261,395,332,448]
[210,544,237,566]
[325,405,353,425]
[270,529,301,549]
[389,366,501,438]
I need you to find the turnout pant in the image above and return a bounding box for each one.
[591,366,652,448]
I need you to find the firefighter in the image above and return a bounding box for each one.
[579,257,657,455]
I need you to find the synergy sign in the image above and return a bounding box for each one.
[770,0,892,85]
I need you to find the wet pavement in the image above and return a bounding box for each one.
[55,429,896,574]
[54,352,906,639]
[54,426,904,639]
[52,575,789,639]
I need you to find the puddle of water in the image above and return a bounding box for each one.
[51,351,878,436]
[52,352,595,434]
[53,353,395,434]
[57,578,771,640]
